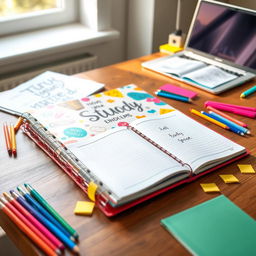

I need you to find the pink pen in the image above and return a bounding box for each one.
[205,104,256,118]
[205,101,256,112]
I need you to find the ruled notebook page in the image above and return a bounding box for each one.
[71,126,190,200]
[132,111,245,174]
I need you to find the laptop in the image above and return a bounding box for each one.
[142,0,256,94]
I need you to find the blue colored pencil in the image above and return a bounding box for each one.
[17,186,73,240]
[155,90,191,103]
[201,111,245,136]
[10,190,79,253]
[240,85,256,98]
[209,111,250,134]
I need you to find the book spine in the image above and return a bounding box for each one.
[20,113,109,207]
[128,124,193,174]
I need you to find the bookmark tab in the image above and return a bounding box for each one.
[200,183,220,193]
[238,164,255,174]
[219,174,239,183]
[74,201,95,216]
[88,182,98,202]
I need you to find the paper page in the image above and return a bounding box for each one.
[132,111,245,173]
[145,56,206,77]
[182,65,237,88]
[71,127,190,200]
[0,71,104,112]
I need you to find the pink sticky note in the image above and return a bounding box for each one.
[159,84,197,99]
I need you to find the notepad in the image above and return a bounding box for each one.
[161,195,256,256]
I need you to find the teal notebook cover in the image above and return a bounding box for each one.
[161,195,256,256]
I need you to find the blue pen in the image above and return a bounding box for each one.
[155,90,191,103]
[209,111,250,135]
[17,186,73,240]
[201,111,245,136]
[10,190,79,253]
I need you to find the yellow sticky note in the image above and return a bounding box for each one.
[200,183,220,193]
[238,164,255,174]
[219,174,239,183]
[88,181,98,202]
[74,201,95,215]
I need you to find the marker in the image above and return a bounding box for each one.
[240,85,256,98]
[24,184,79,240]
[156,90,191,103]
[3,192,64,252]
[10,190,79,254]
[190,109,229,129]
[0,199,57,256]
[17,186,74,241]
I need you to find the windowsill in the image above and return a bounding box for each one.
[0,23,119,74]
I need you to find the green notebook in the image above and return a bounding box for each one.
[161,195,256,256]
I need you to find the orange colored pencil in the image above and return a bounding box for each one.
[0,200,57,256]
[10,124,17,157]
[3,123,12,156]
[14,117,24,132]
[206,106,248,128]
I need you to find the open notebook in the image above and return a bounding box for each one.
[70,111,246,206]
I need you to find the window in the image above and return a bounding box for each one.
[0,0,78,36]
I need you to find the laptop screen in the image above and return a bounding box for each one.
[187,1,256,70]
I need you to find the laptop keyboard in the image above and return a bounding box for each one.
[180,55,243,77]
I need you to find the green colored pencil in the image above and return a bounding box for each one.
[240,85,256,98]
[24,184,79,240]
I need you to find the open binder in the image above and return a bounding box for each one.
[20,111,248,217]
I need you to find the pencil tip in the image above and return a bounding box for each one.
[73,245,80,254]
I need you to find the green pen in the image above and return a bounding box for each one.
[24,184,79,240]
[240,85,256,98]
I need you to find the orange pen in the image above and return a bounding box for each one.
[3,123,12,156]
[206,106,248,128]
[0,201,57,256]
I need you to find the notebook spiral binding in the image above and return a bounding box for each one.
[20,112,112,207]
[128,125,193,175]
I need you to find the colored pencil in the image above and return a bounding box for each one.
[206,106,248,128]
[10,190,79,253]
[14,117,24,132]
[155,90,191,103]
[3,123,12,156]
[201,112,245,136]
[240,85,256,98]
[17,186,73,240]
[190,108,229,129]
[10,124,17,157]
[3,192,64,252]
[24,184,79,240]
[0,200,57,256]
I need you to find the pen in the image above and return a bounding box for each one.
[156,90,191,103]
[24,184,79,240]
[201,111,245,136]
[190,109,229,129]
[17,186,74,240]
[10,190,79,254]
[0,199,57,256]
[206,106,248,128]
[240,85,256,98]
[3,192,64,252]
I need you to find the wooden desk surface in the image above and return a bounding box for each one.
[0,53,256,256]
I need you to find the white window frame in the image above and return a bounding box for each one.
[0,0,78,36]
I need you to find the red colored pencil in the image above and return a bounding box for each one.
[3,192,64,252]
[0,198,58,256]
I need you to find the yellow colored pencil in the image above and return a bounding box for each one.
[190,108,229,129]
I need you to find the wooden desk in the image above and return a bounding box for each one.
[0,53,256,256]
